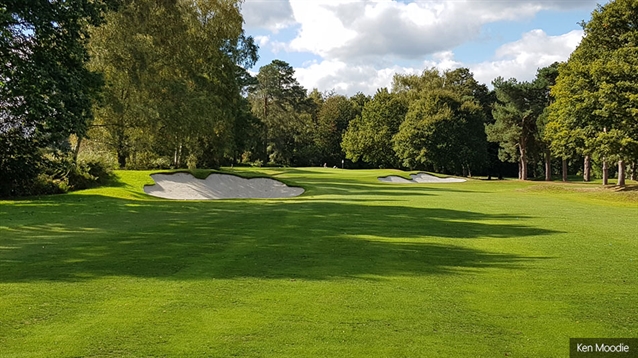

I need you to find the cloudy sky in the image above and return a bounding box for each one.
[241,0,606,95]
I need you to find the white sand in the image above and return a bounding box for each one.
[144,172,304,200]
[378,172,466,184]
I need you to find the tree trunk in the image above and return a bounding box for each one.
[544,150,551,181]
[173,144,183,168]
[631,161,636,181]
[519,146,527,180]
[118,151,127,169]
[584,155,591,182]
[264,96,269,163]
[602,127,608,185]
[518,161,522,180]
[72,135,83,164]
[617,160,626,187]
[562,158,568,182]
[467,165,472,178]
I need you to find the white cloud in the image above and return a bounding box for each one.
[283,0,596,60]
[295,59,420,95]
[241,0,296,32]
[471,29,583,84]
[293,29,583,95]
[243,1,595,95]
[254,35,270,47]
[288,0,358,56]
[253,36,290,55]
[427,51,463,71]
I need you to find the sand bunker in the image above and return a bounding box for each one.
[144,172,304,200]
[378,172,466,184]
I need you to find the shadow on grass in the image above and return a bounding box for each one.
[614,184,638,192]
[299,180,482,198]
[0,197,556,282]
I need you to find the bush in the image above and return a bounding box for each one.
[0,141,117,197]
[0,132,45,197]
[67,155,116,190]
[251,159,263,167]
[151,157,172,169]
[187,154,198,170]
[31,174,68,196]
[126,151,172,170]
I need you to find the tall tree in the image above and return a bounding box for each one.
[248,59,310,165]
[1,0,116,196]
[315,93,357,166]
[486,78,544,180]
[88,0,156,168]
[88,0,257,168]
[548,0,638,186]
[546,55,598,183]
[349,92,371,119]
[342,88,407,168]
[392,68,488,175]
[534,63,560,181]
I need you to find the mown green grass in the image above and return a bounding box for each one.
[1,168,637,357]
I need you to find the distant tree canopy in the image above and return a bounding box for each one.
[342,88,407,168]
[392,68,488,175]
[485,63,567,182]
[315,93,357,165]
[248,59,313,166]
[3,0,638,196]
[342,68,489,175]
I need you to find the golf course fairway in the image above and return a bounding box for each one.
[1,168,636,357]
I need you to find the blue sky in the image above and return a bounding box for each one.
[241,0,607,95]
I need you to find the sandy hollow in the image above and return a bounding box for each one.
[378,172,466,184]
[144,172,304,200]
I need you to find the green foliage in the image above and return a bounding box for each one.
[248,60,314,166]
[349,92,371,118]
[88,0,258,169]
[486,76,548,179]
[342,88,407,168]
[0,131,44,197]
[545,59,594,159]
[315,93,357,165]
[534,63,560,154]
[67,157,115,190]
[547,0,638,184]
[0,0,115,196]
[392,68,488,174]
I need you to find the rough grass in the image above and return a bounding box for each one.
[1,168,636,357]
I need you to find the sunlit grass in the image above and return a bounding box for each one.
[1,168,636,357]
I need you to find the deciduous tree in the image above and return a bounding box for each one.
[342,88,407,168]
[547,0,638,186]
[88,0,257,168]
[1,0,116,196]
[392,69,488,175]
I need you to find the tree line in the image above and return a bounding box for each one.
[1,0,637,196]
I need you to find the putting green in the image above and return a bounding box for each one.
[1,168,636,357]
